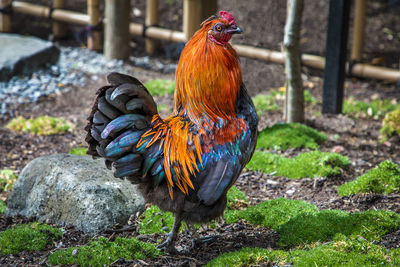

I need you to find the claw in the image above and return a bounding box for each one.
[157,214,182,254]
[191,235,218,249]
[157,237,179,254]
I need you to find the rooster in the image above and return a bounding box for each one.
[85,11,258,253]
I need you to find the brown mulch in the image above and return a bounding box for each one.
[1,0,400,266]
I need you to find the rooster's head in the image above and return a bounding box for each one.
[202,11,242,46]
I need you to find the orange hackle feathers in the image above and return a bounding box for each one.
[138,15,243,198]
[174,18,242,125]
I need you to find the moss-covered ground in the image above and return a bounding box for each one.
[6,115,74,135]
[380,108,400,140]
[0,200,6,214]
[0,169,17,192]
[252,89,317,116]
[48,236,162,266]
[256,123,327,150]
[247,150,350,178]
[206,241,400,267]
[0,222,62,255]
[343,97,400,119]
[338,160,400,196]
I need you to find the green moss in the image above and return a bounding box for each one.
[224,198,318,226]
[256,123,327,150]
[48,236,162,266]
[144,79,175,96]
[204,247,287,267]
[304,90,317,105]
[0,222,62,255]
[6,116,74,135]
[226,186,248,209]
[338,161,400,196]
[278,209,400,247]
[224,198,400,248]
[343,97,400,119]
[0,200,6,214]
[247,150,350,179]
[252,93,280,116]
[206,238,399,267]
[69,147,88,155]
[291,238,395,267]
[0,169,18,192]
[380,108,400,140]
[138,205,176,234]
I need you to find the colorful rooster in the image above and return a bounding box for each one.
[85,11,258,252]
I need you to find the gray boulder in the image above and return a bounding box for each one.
[5,154,145,234]
[0,34,60,81]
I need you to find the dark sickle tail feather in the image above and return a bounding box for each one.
[85,72,158,179]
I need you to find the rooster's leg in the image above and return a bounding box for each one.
[187,223,218,249]
[157,214,182,253]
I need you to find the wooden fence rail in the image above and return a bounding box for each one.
[1,1,399,84]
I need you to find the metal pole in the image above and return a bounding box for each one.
[322,0,351,114]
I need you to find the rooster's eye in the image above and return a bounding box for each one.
[215,25,223,32]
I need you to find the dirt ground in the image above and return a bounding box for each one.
[1,0,400,266]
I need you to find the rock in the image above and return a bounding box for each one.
[0,34,60,81]
[5,154,145,234]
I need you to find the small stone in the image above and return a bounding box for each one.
[286,189,295,195]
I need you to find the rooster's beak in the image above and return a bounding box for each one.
[227,26,243,34]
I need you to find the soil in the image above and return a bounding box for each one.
[1,0,400,266]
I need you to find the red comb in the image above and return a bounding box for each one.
[219,11,236,25]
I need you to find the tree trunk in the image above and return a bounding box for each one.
[283,0,304,123]
[104,0,131,60]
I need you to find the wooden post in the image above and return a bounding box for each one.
[0,0,11,32]
[145,0,159,54]
[322,0,351,114]
[104,0,131,60]
[351,0,366,62]
[283,0,304,123]
[88,0,101,51]
[52,0,67,39]
[183,0,202,41]
[201,0,217,21]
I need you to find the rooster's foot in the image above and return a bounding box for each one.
[190,234,218,249]
[157,237,179,254]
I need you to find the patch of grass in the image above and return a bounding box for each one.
[338,161,400,196]
[247,150,350,179]
[69,147,88,156]
[226,186,248,209]
[0,200,6,214]
[138,205,176,234]
[224,198,318,226]
[256,123,327,150]
[224,198,400,248]
[380,108,400,141]
[304,90,317,105]
[206,238,400,267]
[144,79,175,96]
[252,93,280,116]
[278,209,400,247]
[204,247,287,267]
[343,97,400,119]
[0,222,62,255]
[0,169,18,192]
[6,116,74,135]
[48,236,162,266]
